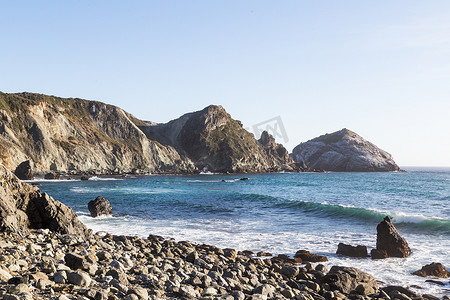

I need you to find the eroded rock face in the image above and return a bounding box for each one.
[88,196,112,217]
[292,128,400,172]
[0,92,196,175]
[0,163,90,238]
[323,266,378,295]
[376,216,411,258]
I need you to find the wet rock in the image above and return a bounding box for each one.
[294,250,328,262]
[257,251,272,257]
[88,196,113,217]
[381,286,418,298]
[14,160,34,180]
[336,243,368,257]
[322,266,378,295]
[413,262,449,278]
[376,216,411,258]
[370,249,388,260]
[426,279,446,286]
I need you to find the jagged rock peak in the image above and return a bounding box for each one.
[141,106,297,173]
[292,128,401,172]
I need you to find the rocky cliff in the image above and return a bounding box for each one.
[0,92,195,175]
[0,163,89,237]
[140,105,299,173]
[291,128,400,172]
[0,92,299,175]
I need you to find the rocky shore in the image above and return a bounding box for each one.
[0,229,446,300]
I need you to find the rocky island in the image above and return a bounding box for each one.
[292,129,401,172]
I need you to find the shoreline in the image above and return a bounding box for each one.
[0,228,446,300]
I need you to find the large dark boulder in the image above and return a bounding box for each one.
[292,128,401,172]
[376,216,411,258]
[323,266,378,295]
[413,262,449,278]
[88,196,112,217]
[14,160,34,180]
[0,163,90,238]
[336,243,368,258]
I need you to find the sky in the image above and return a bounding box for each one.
[1,1,449,166]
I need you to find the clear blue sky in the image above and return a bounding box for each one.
[1,1,449,166]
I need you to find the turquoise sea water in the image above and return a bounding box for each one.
[36,167,450,296]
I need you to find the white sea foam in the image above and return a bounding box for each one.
[88,176,123,181]
[23,179,81,183]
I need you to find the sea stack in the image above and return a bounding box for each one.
[292,128,401,172]
[376,216,411,258]
[88,196,113,217]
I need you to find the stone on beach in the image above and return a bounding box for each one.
[88,196,113,217]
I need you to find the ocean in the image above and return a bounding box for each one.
[36,167,450,297]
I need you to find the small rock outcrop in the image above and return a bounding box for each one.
[258,131,303,172]
[323,266,378,295]
[14,160,34,180]
[376,216,411,258]
[294,250,328,262]
[336,243,368,257]
[292,128,401,172]
[88,196,112,217]
[413,263,449,278]
[0,163,90,238]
